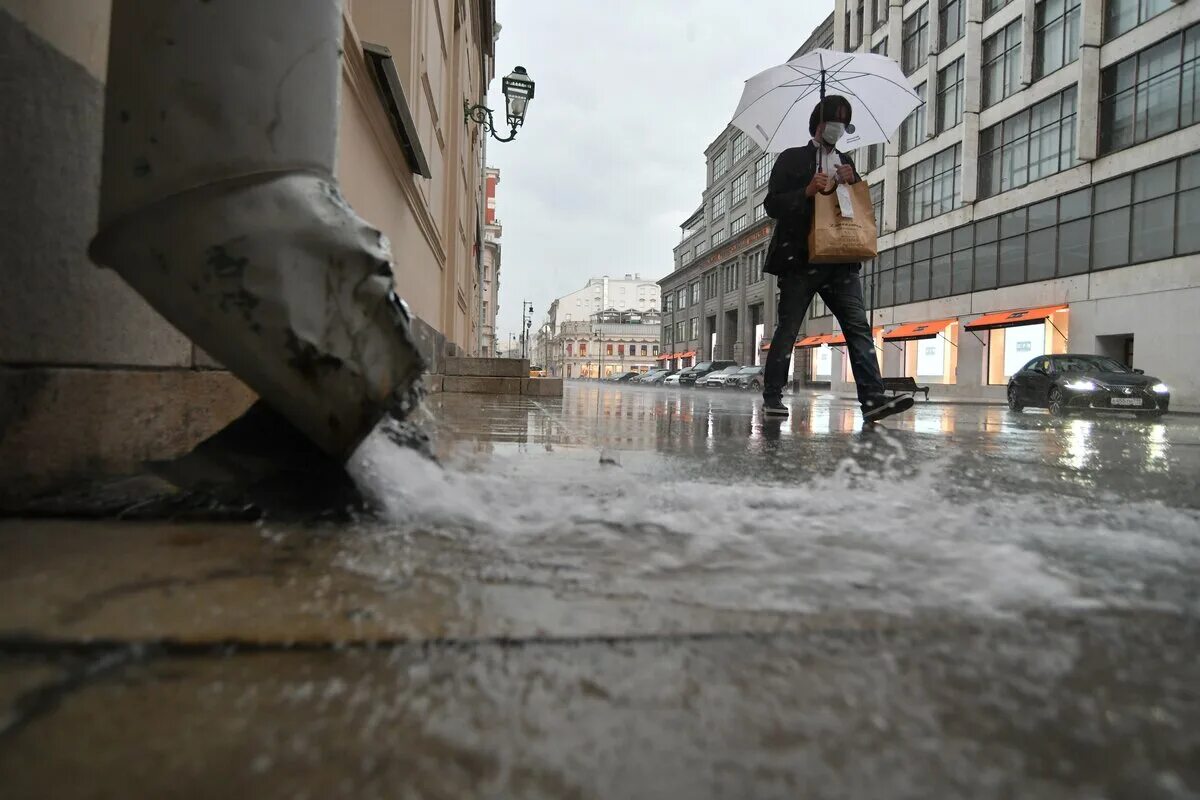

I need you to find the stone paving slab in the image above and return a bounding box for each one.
[1,612,1197,800]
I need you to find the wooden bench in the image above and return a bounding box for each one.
[882,376,930,401]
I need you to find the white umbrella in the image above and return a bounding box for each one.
[732,49,923,154]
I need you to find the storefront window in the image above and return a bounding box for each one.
[985,311,1069,384]
[905,324,958,384]
[811,345,833,381]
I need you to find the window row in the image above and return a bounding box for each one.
[1100,22,1200,155]
[979,85,1077,199]
[864,153,1200,306]
[898,143,961,227]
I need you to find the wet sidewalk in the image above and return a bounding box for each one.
[2,384,1199,798]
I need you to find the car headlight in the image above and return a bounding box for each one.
[1065,380,1097,391]
[1152,383,1169,394]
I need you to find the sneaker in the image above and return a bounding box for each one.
[763,398,789,417]
[862,394,914,423]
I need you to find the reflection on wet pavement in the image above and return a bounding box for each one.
[2,382,1198,798]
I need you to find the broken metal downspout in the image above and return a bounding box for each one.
[89,0,424,460]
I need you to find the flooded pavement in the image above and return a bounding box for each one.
[2,383,1199,798]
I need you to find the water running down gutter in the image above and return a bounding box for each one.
[89,0,424,460]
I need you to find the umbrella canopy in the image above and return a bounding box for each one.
[732,49,923,154]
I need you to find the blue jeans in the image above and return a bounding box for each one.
[763,265,885,407]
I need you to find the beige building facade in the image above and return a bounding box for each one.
[0,0,499,500]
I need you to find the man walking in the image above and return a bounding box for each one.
[761,95,912,424]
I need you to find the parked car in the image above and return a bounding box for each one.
[610,371,640,383]
[663,370,686,387]
[678,360,737,387]
[697,365,742,388]
[643,369,678,386]
[1007,354,1170,417]
[728,365,765,390]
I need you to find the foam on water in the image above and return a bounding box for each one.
[342,429,1200,619]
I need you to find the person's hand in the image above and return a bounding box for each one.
[836,163,857,185]
[806,169,833,197]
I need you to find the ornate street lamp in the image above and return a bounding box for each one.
[464,66,536,143]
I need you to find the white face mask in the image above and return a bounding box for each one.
[821,122,845,146]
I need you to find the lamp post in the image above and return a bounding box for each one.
[464,67,536,143]
[520,301,534,361]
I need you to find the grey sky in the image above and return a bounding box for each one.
[488,0,831,350]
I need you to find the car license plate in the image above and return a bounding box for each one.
[1111,397,1143,407]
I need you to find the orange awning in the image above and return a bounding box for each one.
[882,319,955,342]
[828,327,884,346]
[679,351,696,358]
[796,334,837,348]
[656,353,670,360]
[965,304,1068,331]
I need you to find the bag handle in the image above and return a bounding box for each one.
[815,146,845,195]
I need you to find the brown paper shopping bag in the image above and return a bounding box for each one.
[807,180,878,263]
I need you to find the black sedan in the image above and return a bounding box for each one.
[1007,354,1170,417]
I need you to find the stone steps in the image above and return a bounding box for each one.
[428,358,563,397]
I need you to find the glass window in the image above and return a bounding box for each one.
[691,282,700,304]
[976,216,999,244]
[953,226,973,252]
[1105,0,1173,42]
[754,154,772,188]
[1057,217,1090,275]
[914,237,931,261]
[713,148,730,179]
[932,253,952,297]
[877,269,895,306]
[870,181,885,225]
[998,234,1026,285]
[1178,184,1200,254]
[1135,161,1177,201]
[1028,198,1057,230]
[1095,175,1131,212]
[974,241,998,289]
[732,132,751,163]
[983,19,1023,108]
[678,288,687,309]
[979,87,1078,198]
[1001,208,1026,238]
[936,58,965,134]
[913,258,931,301]
[940,0,965,50]
[932,232,952,256]
[872,37,888,57]
[1028,227,1057,280]
[711,228,727,247]
[902,6,930,75]
[731,172,749,206]
[753,201,768,223]
[899,143,962,226]
[985,0,1014,19]
[731,214,749,236]
[1059,187,1091,220]
[1100,25,1200,154]
[951,249,973,294]
[1132,196,1175,262]
[894,264,913,305]
[712,189,727,218]
[900,83,928,153]
[1092,207,1131,269]
[872,0,889,31]
[1034,0,1081,80]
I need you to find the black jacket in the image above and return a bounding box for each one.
[762,142,861,276]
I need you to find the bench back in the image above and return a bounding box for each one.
[882,377,919,389]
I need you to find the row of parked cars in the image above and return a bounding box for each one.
[607,361,766,390]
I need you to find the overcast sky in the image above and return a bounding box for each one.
[487,0,831,349]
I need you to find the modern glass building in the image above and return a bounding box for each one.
[662,0,1200,409]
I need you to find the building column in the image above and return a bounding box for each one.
[960,0,985,206]
[884,0,906,233]
[1020,0,1036,88]
[1076,0,1103,162]
[835,0,849,50]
